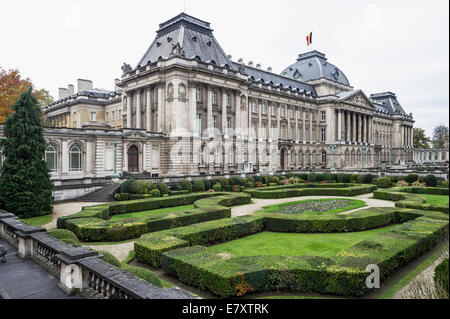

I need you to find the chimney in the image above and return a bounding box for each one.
[256,63,261,69]
[68,84,74,96]
[267,67,272,72]
[114,78,120,90]
[248,61,253,67]
[77,79,93,92]
[59,88,69,99]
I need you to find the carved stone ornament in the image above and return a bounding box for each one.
[240,96,247,110]
[169,42,185,58]
[121,63,132,76]
[178,84,186,99]
[167,84,174,99]
[123,96,127,110]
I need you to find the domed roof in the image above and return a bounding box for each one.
[281,50,350,86]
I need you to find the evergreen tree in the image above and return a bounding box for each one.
[0,88,52,217]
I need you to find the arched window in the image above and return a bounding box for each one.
[45,145,58,172]
[321,151,327,163]
[69,145,82,172]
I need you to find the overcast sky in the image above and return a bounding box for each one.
[1,0,448,137]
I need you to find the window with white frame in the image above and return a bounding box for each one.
[312,112,315,121]
[226,93,231,106]
[321,111,326,121]
[213,115,217,130]
[290,126,294,140]
[271,104,276,116]
[119,110,122,119]
[73,112,77,122]
[281,124,286,139]
[214,146,221,164]
[196,88,202,102]
[298,127,302,141]
[305,127,309,141]
[262,103,266,114]
[261,123,267,138]
[297,109,301,118]
[90,112,96,121]
[69,145,82,172]
[45,145,58,172]
[281,106,286,117]
[252,100,257,113]
[271,123,276,139]
[199,147,205,166]
[322,151,327,163]
[321,127,326,142]
[196,114,202,133]
[252,122,257,138]
[229,147,234,165]
[290,108,294,118]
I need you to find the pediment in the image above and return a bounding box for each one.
[339,90,374,109]
[123,130,148,139]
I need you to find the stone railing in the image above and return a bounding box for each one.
[0,211,193,299]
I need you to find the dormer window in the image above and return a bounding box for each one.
[206,40,212,47]
[192,36,197,42]
[167,37,172,42]
[156,42,161,47]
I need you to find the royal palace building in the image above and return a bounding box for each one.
[4,13,442,199]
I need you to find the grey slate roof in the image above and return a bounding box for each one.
[46,88,121,109]
[281,50,350,86]
[370,92,407,115]
[136,13,235,70]
[233,62,317,97]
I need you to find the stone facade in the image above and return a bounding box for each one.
[2,13,432,191]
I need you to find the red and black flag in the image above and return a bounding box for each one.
[306,32,313,46]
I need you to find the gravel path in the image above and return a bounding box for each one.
[231,193,394,217]
[44,201,108,229]
[87,242,135,262]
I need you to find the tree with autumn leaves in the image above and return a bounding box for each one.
[0,67,54,123]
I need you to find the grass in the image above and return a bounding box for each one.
[206,225,399,258]
[109,204,195,221]
[258,295,336,299]
[419,194,449,205]
[379,244,448,299]
[20,214,53,226]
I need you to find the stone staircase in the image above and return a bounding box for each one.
[79,183,122,202]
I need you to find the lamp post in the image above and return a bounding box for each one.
[112,140,119,178]
[330,144,336,171]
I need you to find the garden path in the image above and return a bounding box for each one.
[44,201,108,229]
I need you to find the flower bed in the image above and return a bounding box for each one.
[268,199,359,215]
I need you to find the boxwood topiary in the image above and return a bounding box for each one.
[406,174,419,184]
[158,183,169,195]
[425,175,437,187]
[100,250,122,268]
[48,229,80,246]
[180,180,192,193]
[121,264,164,288]
[193,180,206,192]
[121,179,136,194]
[150,189,161,198]
[213,183,222,192]
[203,179,212,190]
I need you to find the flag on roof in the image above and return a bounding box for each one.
[306,32,313,46]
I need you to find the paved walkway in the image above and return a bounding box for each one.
[0,239,81,299]
[231,193,395,217]
[88,242,135,262]
[44,201,108,229]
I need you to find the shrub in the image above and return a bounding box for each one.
[363,174,375,184]
[193,180,206,192]
[171,183,182,191]
[357,175,365,184]
[322,173,332,182]
[121,179,136,194]
[247,177,256,184]
[213,183,222,192]
[149,183,158,191]
[219,178,230,188]
[406,174,419,184]
[273,176,280,184]
[376,177,391,189]
[412,181,426,187]
[100,250,122,268]
[48,229,80,246]
[396,180,409,187]
[442,180,449,188]
[255,181,264,188]
[425,175,437,187]
[158,183,169,195]
[203,179,212,191]
[121,264,164,287]
[136,181,150,194]
[434,258,449,297]
[247,182,254,188]
[308,173,317,183]
[180,180,192,193]
[150,189,161,198]
[232,185,240,192]
[279,175,287,180]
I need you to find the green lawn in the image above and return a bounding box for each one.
[206,225,399,258]
[109,204,195,221]
[419,194,449,205]
[20,214,53,226]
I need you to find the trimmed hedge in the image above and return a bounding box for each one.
[244,183,376,199]
[434,258,449,296]
[155,207,448,298]
[58,192,251,242]
[48,229,80,246]
[373,186,449,214]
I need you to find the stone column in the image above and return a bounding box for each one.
[294,106,299,142]
[302,107,306,143]
[207,87,213,137]
[157,85,164,132]
[189,85,197,136]
[222,89,228,138]
[309,110,313,143]
[346,111,350,142]
[146,87,152,131]
[125,94,131,128]
[235,92,241,138]
[352,112,356,143]
[337,110,342,141]
[357,113,362,143]
[136,90,141,129]
[258,100,262,139]
[276,103,281,140]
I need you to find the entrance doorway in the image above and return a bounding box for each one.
[128,145,139,172]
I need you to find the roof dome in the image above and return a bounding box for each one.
[281,50,350,86]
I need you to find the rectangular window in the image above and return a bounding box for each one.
[298,127,302,141]
[106,112,109,122]
[73,112,77,122]
[252,122,257,138]
[312,112,315,121]
[262,123,267,138]
[305,110,309,120]
[90,112,96,121]
[271,105,276,116]
[321,128,326,142]
[252,101,257,113]
[213,115,217,129]
[321,111,326,121]
[312,128,315,141]
[226,117,231,135]
[262,103,266,114]
[112,110,116,121]
[119,110,122,119]
[196,88,201,102]
[305,127,309,141]
[297,109,301,118]
[212,91,217,104]
[196,114,202,133]
[271,124,276,139]
[290,108,294,118]
[281,125,286,139]
[290,126,294,139]
[226,94,231,106]
[281,107,286,117]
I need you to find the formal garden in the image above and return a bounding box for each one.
[46,172,449,299]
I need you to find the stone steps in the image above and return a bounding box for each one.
[79,183,121,202]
